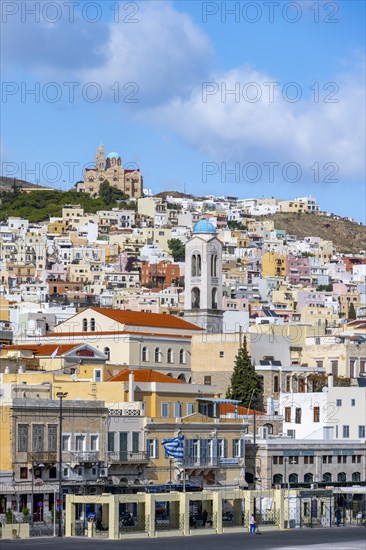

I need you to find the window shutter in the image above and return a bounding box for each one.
[223,438,228,458]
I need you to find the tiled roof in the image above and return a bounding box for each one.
[47,331,191,339]
[3,343,79,356]
[346,320,366,329]
[88,307,202,331]
[108,368,186,384]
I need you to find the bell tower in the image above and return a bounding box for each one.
[184,220,223,333]
[95,144,105,172]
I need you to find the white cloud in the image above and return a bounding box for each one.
[141,63,365,179]
[81,1,214,106]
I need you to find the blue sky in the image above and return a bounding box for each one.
[1,0,365,221]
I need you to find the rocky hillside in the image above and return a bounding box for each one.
[266,212,366,253]
[0,176,51,192]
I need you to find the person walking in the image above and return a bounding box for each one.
[249,514,257,534]
[335,508,342,527]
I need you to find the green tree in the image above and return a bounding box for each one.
[99,180,113,204]
[168,238,185,261]
[348,302,356,320]
[226,337,263,410]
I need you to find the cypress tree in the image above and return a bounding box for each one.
[226,337,263,410]
[348,302,356,320]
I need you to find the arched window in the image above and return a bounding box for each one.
[155,347,161,363]
[90,317,96,332]
[273,375,279,393]
[273,473,283,486]
[352,472,361,482]
[166,373,173,377]
[179,349,186,364]
[211,254,217,277]
[323,472,332,483]
[177,373,186,381]
[263,423,273,435]
[289,473,298,486]
[212,288,218,309]
[167,349,174,364]
[142,347,149,362]
[191,254,197,277]
[337,472,347,483]
[104,347,110,361]
[196,254,201,276]
[304,473,313,484]
[82,318,88,332]
[191,287,200,309]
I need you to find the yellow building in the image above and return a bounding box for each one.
[262,252,287,278]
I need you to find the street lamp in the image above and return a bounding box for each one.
[56,391,68,537]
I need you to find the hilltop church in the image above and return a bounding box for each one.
[76,145,143,198]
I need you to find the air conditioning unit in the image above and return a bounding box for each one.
[99,468,108,478]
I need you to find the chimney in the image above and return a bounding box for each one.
[328,374,333,388]
[128,371,135,402]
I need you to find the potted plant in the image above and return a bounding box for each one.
[21,507,30,523]
[5,508,15,524]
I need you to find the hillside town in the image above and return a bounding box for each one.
[0,147,365,539]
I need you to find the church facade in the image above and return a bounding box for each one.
[76,145,143,198]
[184,220,224,333]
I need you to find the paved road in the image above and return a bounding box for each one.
[2,527,365,550]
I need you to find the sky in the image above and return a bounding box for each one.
[1,0,365,221]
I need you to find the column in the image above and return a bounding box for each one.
[65,497,73,537]
[145,494,155,537]
[213,492,223,533]
[108,496,119,540]
[180,493,190,535]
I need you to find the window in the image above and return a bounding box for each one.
[75,434,86,451]
[174,402,182,418]
[204,376,212,385]
[263,423,273,434]
[179,349,186,364]
[336,399,342,407]
[343,425,350,438]
[313,407,320,423]
[217,438,227,458]
[331,360,338,377]
[18,425,28,452]
[289,473,298,485]
[289,456,299,465]
[219,351,224,358]
[273,375,279,393]
[142,347,149,362]
[322,472,332,483]
[62,434,71,451]
[132,432,140,453]
[191,287,200,309]
[285,407,291,422]
[295,408,302,424]
[146,438,158,459]
[94,369,102,383]
[32,425,44,452]
[304,472,313,483]
[350,359,356,378]
[104,347,110,361]
[304,455,314,465]
[337,472,347,483]
[90,317,96,332]
[49,466,57,479]
[82,318,88,331]
[167,349,173,364]
[358,425,365,438]
[212,288,218,309]
[161,403,169,417]
[20,467,28,479]
[360,360,366,373]
[154,348,161,363]
[273,473,283,485]
[108,432,115,452]
[232,439,244,458]
[187,403,194,415]
[286,376,291,392]
[316,360,323,368]
[63,467,70,478]
[352,472,361,482]
[90,435,99,451]
[48,425,57,452]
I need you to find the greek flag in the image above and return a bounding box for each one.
[162,435,184,460]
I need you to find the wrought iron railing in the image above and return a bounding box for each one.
[107,451,148,463]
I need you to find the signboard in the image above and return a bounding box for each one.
[220,458,239,465]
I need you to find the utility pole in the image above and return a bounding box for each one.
[56,392,68,537]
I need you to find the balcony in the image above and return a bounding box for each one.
[27,452,57,464]
[184,457,222,468]
[64,451,100,463]
[107,451,149,463]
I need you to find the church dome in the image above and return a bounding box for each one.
[192,220,216,234]
[106,152,120,159]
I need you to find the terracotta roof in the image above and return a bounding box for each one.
[47,331,191,339]
[3,343,80,356]
[88,307,202,331]
[220,403,265,416]
[345,320,366,329]
[108,368,186,384]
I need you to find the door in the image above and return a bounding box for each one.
[119,432,128,461]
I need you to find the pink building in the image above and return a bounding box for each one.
[286,255,311,286]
